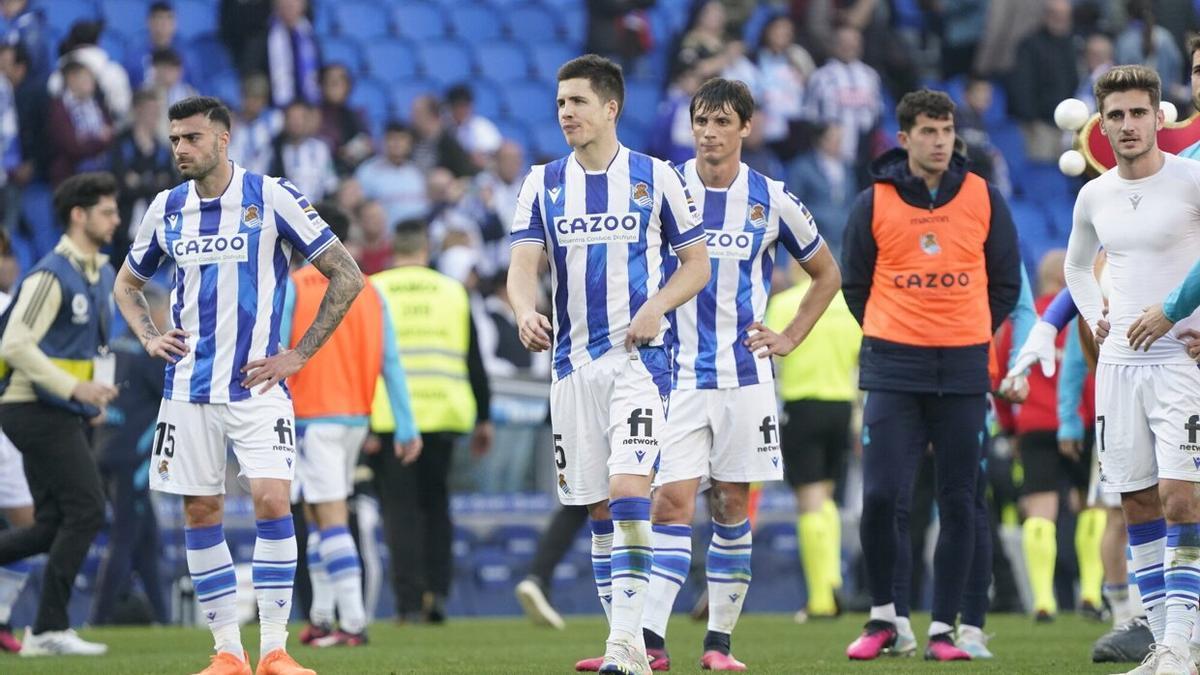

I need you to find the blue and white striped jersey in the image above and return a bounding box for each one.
[510,146,705,381]
[671,160,824,390]
[125,163,335,403]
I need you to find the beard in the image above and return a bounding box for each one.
[178,139,222,180]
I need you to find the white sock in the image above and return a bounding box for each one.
[706,519,751,635]
[0,560,29,624]
[306,529,335,627]
[642,524,692,640]
[608,497,652,643]
[591,519,614,624]
[929,620,954,637]
[869,603,897,624]
[319,525,367,634]
[185,524,242,656]
[895,615,912,637]
[1128,520,1167,643]
[1163,524,1200,652]
[1104,583,1132,627]
[254,516,298,654]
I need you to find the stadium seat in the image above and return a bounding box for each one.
[98,28,127,65]
[528,42,576,82]
[209,70,242,110]
[172,0,217,41]
[35,0,97,35]
[531,123,567,161]
[503,4,559,42]
[349,77,390,135]
[622,79,661,129]
[494,118,532,150]
[474,42,530,84]
[415,40,474,87]
[617,118,647,153]
[538,0,578,9]
[741,4,778,45]
[319,36,365,75]
[560,6,586,47]
[502,81,556,123]
[1007,198,1051,250]
[394,2,446,41]
[184,35,234,83]
[470,79,503,119]
[487,525,541,559]
[448,4,502,42]
[363,40,417,84]
[389,78,440,121]
[21,182,58,259]
[334,1,393,41]
[102,0,148,30]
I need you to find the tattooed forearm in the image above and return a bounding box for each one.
[295,242,364,360]
[114,267,163,349]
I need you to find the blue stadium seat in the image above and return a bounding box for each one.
[1007,198,1051,249]
[102,0,148,29]
[488,0,527,8]
[390,78,440,121]
[349,77,390,135]
[98,28,127,65]
[209,70,242,110]
[21,182,58,259]
[504,4,559,41]
[185,35,234,83]
[415,40,473,87]
[538,0,578,9]
[448,4,502,42]
[452,525,478,561]
[35,0,97,35]
[741,4,779,45]
[470,79,502,119]
[531,123,567,161]
[560,5,586,47]
[617,118,647,152]
[394,2,446,41]
[334,1,392,41]
[487,525,541,559]
[474,42,530,84]
[319,37,365,75]
[529,42,576,82]
[622,79,661,128]
[494,118,531,150]
[363,40,417,85]
[172,0,217,41]
[502,81,556,123]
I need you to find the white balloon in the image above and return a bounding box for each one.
[1054,98,1090,131]
[1161,100,1178,124]
[1059,149,1086,177]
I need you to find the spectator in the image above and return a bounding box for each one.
[1115,0,1187,103]
[741,116,784,179]
[352,199,392,275]
[334,176,364,220]
[48,21,132,125]
[144,48,197,141]
[931,0,988,79]
[802,25,882,170]
[787,123,856,259]
[673,1,731,78]
[721,40,762,100]
[227,73,282,175]
[354,121,428,225]
[585,0,655,69]
[445,84,502,171]
[426,168,478,262]
[756,14,815,159]
[4,43,43,186]
[1,0,50,83]
[125,2,191,89]
[218,0,272,78]
[47,61,112,186]
[646,66,702,165]
[316,64,372,175]
[955,77,1011,196]
[266,0,320,107]
[1006,0,1078,162]
[410,96,474,177]
[268,100,336,202]
[972,0,1044,76]
[0,43,18,233]
[471,141,525,280]
[109,91,175,264]
[1076,33,1116,113]
[717,0,757,39]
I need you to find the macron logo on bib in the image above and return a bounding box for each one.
[173,233,250,267]
[553,212,640,246]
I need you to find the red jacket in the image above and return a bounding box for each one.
[996,294,1066,434]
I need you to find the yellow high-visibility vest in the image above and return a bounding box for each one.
[765,280,861,402]
[370,266,476,434]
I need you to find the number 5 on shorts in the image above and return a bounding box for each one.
[554,433,566,470]
[154,422,176,458]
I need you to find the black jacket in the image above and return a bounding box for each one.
[841,148,1022,394]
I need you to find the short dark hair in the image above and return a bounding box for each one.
[896,89,956,132]
[168,96,232,129]
[148,1,173,15]
[313,201,350,242]
[1188,35,1200,61]
[1094,64,1161,113]
[132,89,160,107]
[392,218,428,254]
[690,77,755,124]
[557,54,624,115]
[446,84,473,105]
[61,59,89,79]
[384,120,412,135]
[53,172,117,226]
[150,47,182,66]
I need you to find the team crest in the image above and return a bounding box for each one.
[558,473,571,495]
[632,182,652,208]
[749,203,767,228]
[920,232,941,255]
[70,293,89,324]
[158,460,170,481]
[242,204,262,228]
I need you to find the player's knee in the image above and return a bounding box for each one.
[253,490,291,519]
[709,484,749,523]
[183,495,224,527]
[651,485,695,524]
[861,483,898,517]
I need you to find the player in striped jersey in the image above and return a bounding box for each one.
[508,55,711,675]
[641,78,841,671]
[113,97,365,675]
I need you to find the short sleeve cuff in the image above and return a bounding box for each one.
[795,235,824,262]
[510,229,546,248]
[670,226,706,252]
[301,230,337,261]
[124,251,156,281]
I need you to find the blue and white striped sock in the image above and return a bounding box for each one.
[1127,546,1146,616]
[643,523,692,640]
[0,560,29,624]
[1129,518,1167,643]
[306,528,335,627]
[707,519,752,635]
[609,497,652,643]
[1164,523,1200,651]
[254,516,298,654]
[591,518,614,623]
[319,525,367,634]
[185,524,242,656]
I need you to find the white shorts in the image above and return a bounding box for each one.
[655,382,783,485]
[1095,362,1200,494]
[550,346,672,506]
[1086,442,1121,508]
[149,392,297,496]
[291,423,369,504]
[0,430,31,509]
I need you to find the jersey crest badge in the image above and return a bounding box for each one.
[749,203,767,228]
[242,204,262,229]
[632,181,652,208]
[920,232,941,256]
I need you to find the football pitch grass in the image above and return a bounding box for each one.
[4,613,1130,673]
